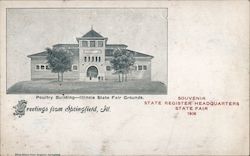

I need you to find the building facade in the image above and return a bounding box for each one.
[28,29,153,82]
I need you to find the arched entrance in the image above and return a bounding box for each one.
[87,66,98,80]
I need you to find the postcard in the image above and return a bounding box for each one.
[0,0,249,155]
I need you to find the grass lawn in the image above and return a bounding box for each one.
[7,80,167,94]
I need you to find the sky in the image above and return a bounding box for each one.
[7,8,168,88]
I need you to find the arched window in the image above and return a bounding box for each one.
[99,57,101,62]
[96,56,98,62]
[88,56,90,62]
[84,57,87,62]
[92,56,94,62]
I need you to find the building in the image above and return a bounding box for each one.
[28,29,153,82]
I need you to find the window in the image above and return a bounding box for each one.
[88,56,90,62]
[143,65,147,70]
[98,57,101,62]
[41,65,45,70]
[82,41,88,47]
[84,57,87,62]
[96,56,98,62]
[138,65,143,70]
[92,56,94,62]
[72,65,78,71]
[98,41,103,47]
[35,64,49,71]
[90,41,95,47]
[134,66,137,71]
[106,66,111,71]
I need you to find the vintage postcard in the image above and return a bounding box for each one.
[0,0,249,155]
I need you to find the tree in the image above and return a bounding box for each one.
[46,47,73,82]
[110,48,135,82]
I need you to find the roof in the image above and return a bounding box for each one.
[27,49,79,58]
[106,44,128,49]
[28,48,153,58]
[82,29,103,38]
[53,44,78,48]
[105,49,153,58]
[27,51,48,57]
[53,44,128,49]
[126,49,153,58]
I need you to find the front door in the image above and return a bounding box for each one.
[86,66,98,81]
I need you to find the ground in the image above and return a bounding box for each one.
[7,80,167,94]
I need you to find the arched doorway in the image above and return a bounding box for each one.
[87,66,98,80]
